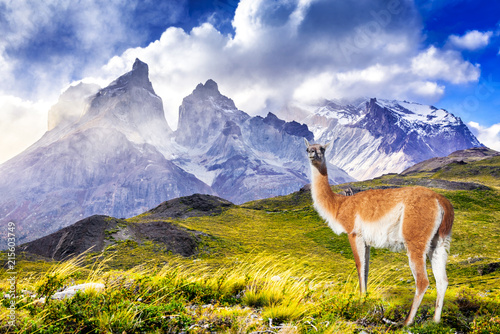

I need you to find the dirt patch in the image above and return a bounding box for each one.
[477,262,500,275]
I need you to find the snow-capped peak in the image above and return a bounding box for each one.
[296,97,481,180]
[375,99,459,126]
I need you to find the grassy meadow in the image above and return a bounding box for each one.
[1,157,500,333]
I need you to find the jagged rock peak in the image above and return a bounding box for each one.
[193,79,221,97]
[263,112,314,140]
[105,58,155,94]
[132,58,148,72]
[82,58,172,135]
[175,79,248,147]
[264,112,286,129]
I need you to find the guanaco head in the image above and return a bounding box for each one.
[304,138,330,170]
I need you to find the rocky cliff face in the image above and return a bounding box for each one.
[0,60,212,245]
[172,81,354,204]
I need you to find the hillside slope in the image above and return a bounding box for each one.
[9,150,500,334]
[19,149,500,273]
[401,146,499,175]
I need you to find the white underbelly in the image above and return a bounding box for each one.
[354,204,406,252]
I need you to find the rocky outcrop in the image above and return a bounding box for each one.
[18,215,122,260]
[147,193,234,219]
[401,147,499,174]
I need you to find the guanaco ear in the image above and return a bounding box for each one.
[323,142,332,151]
[304,138,311,148]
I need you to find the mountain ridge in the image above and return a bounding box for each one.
[401,146,500,175]
[0,60,483,245]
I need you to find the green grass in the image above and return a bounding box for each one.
[433,156,500,187]
[2,160,500,333]
[2,253,498,333]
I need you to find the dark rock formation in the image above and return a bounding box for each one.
[147,193,234,219]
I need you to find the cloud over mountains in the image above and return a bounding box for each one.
[1,0,498,163]
[86,0,481,129]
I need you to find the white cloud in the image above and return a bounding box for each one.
[448,30,493,50]
[292,64,447,103]
[467,121,500,151]
[0,0,186,99]
[83,0,481,130]
[411,46,480,84]
[410,81,445,97]
[0,95,48,164]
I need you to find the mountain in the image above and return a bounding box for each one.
[3,59,480,245]
[172,80,354,204]
[1,60,347,245]
[0,59,212,245]
[48,82,100,131]
[296,98,482,180]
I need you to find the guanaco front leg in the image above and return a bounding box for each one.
[364,244,370,292]
[348,233,370,294]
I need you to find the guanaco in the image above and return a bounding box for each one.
[305,139,453,326]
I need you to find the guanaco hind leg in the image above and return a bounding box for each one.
[404,254,429,326]
[428,236,450,323]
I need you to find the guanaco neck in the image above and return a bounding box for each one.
[310,161,345,223]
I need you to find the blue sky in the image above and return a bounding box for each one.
[0,0,499,163]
